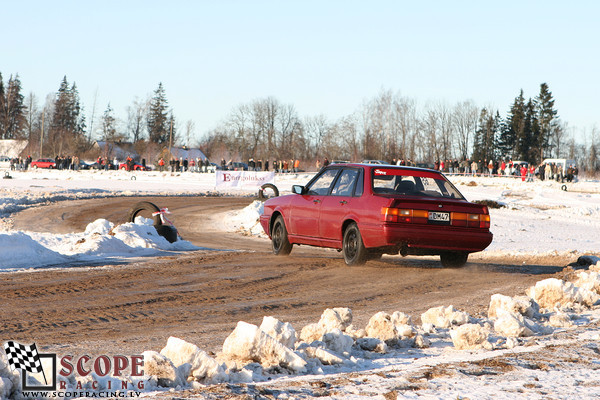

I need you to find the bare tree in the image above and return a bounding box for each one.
[127,97,148,142]
[453,100,479,160]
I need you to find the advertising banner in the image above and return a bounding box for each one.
[215,170,275,189]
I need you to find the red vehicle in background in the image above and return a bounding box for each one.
[260,164,493,267]
[30,158,56,169]
[119,162,148,171]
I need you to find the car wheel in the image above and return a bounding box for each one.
[343,223,367,266]
[271,216,292,255]
[440,252,468,268]
[127,201,163,226]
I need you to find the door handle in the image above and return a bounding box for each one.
[339,200,347,205]
[313,199,321,204]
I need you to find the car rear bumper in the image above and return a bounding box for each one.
[366,223,493,253]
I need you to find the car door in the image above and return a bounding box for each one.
[288,167,340,238]
[319,167,362,241]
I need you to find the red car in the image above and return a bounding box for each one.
[260,164,493,267]
[30,158,56,169]
[119,162,148,171]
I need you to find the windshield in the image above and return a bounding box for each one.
[371,168,464,199]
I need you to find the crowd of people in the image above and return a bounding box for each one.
[5,153,579,184]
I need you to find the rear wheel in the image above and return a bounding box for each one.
[440,252,468,268]
[271,216,292,255]
[343,223,367,266]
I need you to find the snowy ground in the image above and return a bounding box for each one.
[1,168,600,399]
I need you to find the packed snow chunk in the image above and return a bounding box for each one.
[493,310,535,337]
[488,294,539,319]
[414,334,431,349]
[450,324,492,350]
[365,311,398,342]
[142,351,183,388]
[355,338,388,353]
[318,307,353,332]
[84,218,114,235]
[391,311,412,326]
[299,323,324,343]
[299,344,344,365]
[299,308,354,343]
[526,278,600,309]
[322,329,354,356]
[259,316,297,349]
[421,305,470,329]
[0,354,19,400]
[112,222,169,249]
[0,231,71,269]
[222,321,306,373]
[365,311,416,344]
[548,312,574,328]
[574,271,600,295]
[160,337,226,383]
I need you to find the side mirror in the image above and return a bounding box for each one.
[292,185,306,195]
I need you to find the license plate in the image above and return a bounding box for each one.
[428,211,450,223]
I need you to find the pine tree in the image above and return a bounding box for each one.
[49,76,86,153]
[498,90,526,160]
[534,82,558,159]
[101,103,117,141]
[4,74,27,139]
[147,83,169,143]
[472,108,499,162]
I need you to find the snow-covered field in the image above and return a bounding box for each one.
[1,168,600,399]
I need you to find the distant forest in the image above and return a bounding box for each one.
[1,72,598,172]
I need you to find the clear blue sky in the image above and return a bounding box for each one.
[3,1,598,143]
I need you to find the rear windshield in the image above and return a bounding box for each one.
[371,168,464,199]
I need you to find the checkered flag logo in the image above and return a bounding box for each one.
[3,341,43,374]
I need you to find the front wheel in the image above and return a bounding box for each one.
[271,216,292,255]
[343,223,367,266]
[440,252,468,268]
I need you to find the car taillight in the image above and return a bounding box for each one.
[450,212,490,228]
[381,208,427,223]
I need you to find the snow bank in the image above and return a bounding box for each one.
[160,337,226,384]
[0,218,200,270]
[526,278,599,309]
[450,323,492,350]
[421,305,471,328]
[221,321,306,373]
[488,293,539,319]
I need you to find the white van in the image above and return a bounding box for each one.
[542,158,577,172]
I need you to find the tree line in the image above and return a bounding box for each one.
[0,73,182,160]
[203,85,598,173]
[1,71,598,173]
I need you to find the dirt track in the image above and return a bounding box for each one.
[2,196,568,356]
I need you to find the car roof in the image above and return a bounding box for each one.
[327,163,443,174]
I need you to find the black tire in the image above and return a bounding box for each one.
[440,252,469,268]
[155,224,178,243]
[271,216,292,255]
[258,183,279,199]
[343,223,367,266]
[127,201,162,226]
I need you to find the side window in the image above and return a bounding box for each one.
[354,169,364,197]
[306,168,339,195]
[331,169,359,196]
